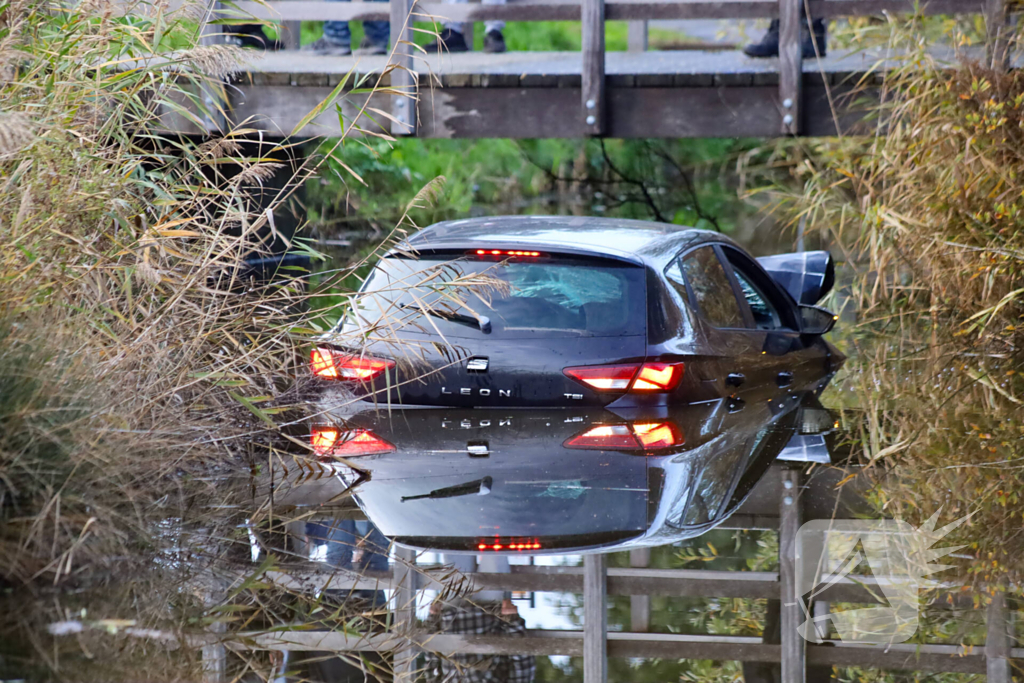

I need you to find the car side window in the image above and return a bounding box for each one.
[679,246,745,328]
[731,268,781,330]
[664,260,691,306]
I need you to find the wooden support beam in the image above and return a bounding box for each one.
[627,20,649,51]
[987,0,1010,69]
[778,0,802,134]
[393,547,418,679]
[986,592,1012,683]
[583,554,608,683]
[780,468,805,683]
[281,21,302,50]
[629,548,651,633]
[581,0,606,135]
[390,0,416,134]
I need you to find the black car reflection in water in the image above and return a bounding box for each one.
[306,371,840,556]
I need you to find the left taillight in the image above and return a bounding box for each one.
[311,347,395,381]
[564,420,684,452]
[311,426,396,457]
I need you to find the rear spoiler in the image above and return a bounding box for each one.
[756,251,835,306]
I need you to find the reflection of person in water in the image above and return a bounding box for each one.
[423,596,536,683]
[304,519,390,605]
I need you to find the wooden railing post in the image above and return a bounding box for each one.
[282,20,302,50]
[583,554,608,683]
[390,0,417,135]
[629,548,651,633]
[393,546,418,679]
[987,0,1010,69]
[986,592,1012,683]
[627,20,648,52]
[581,0,606,135]
[780,468,806,683]
[778,0,802,135]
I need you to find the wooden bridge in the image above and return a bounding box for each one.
[195,463,1022,683]
[171,0,1011,139]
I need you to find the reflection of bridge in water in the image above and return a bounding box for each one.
[169,0,1006,139]
[202,376,1021,683]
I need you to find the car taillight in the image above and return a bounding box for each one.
[564,421,684,452]
[563,364,640,391]
[311,426,395,457]
[477,538,542,551]
[311,347,395,381]
[631,362,684,392]
[469,249,544,258]
[563,362,684,393]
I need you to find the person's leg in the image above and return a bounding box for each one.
[304,0,353,54]
[356,0,390,54]
[482,0,506,53]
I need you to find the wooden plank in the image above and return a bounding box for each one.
[224,628,1020,672]
[220,0,987,23]
[779,0,802,135]
[627,20,648,51]
[581,0,606,135]
[281,20,302,50]
[629,548,651,633]
[390,0,416,134]
[985,592,1012,683]
[583,554,608,683]
[779,468,805,683]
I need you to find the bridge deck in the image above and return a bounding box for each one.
[216,47,888,138]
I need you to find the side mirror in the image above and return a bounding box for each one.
[799,305,837,335]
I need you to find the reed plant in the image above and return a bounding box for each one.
[764,15,1024,592]
[0,0,460,678]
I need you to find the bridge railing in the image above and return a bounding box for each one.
[205,0,1006,136]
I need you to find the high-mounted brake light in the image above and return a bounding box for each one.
[564,420,684,452]
[563,362,684,393]
[311,347,395,381]
[471,249,543,258]
[311,426,395,457]
[476,538,542,551]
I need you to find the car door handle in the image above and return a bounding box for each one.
[726,372,745,387]
[776,371,794,387]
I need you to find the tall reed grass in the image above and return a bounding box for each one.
[0,0,454,678]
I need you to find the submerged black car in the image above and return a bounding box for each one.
[312,216,842,408]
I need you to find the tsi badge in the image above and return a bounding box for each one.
[794,513,968,644]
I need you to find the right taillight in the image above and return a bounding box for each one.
[564,420,684,452]
[563,362,683,393]
[311,347,395,382]
[311,426,395,457]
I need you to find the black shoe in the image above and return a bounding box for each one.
[742,19,828,59]
[424,28,468,53]
[806,19,827,58]
[229,24,283,51]
[743,19,779,58]
[483,29,506,53]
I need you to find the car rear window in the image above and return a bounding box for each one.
[344,253,647,338]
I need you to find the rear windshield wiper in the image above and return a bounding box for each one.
[401,476,493,502]
[398,302,491,333]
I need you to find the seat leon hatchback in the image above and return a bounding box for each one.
[312,216,842,408]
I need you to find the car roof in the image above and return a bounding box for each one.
[400,215,739,267]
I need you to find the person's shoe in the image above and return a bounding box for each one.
[743,19,779,58]
[483,29,506,54]
[354,36,388,55]
[302,36,352,56]
[228,25,283,51]
[804,19,827,58]
[423,28,469,53]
